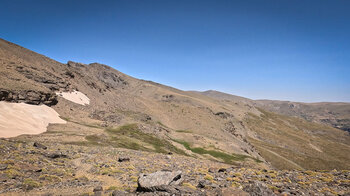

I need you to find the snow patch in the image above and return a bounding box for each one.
[56,90,90,105]
[0,102,66,138]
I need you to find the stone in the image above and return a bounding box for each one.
[137,170,184,192]
[93,186,103,196]
[33,142,47,150]
[197,180,206,188]
[46,152,67,159]
[243,181,276,196]
[118,157,130,162]
[93,186,103,192]
[111,190,127,196]
[0,164,8,170]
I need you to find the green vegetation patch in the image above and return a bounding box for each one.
[70,123,187,156]
[22,178,41,190]
[172,139,250,164]
[105,124,187,155]
[175,130,193,133]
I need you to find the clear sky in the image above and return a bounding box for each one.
[1,0,349,102]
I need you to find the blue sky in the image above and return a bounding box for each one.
[1,0,349,102]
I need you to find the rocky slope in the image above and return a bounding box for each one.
[0,39,350,195]
[194,90,350,132]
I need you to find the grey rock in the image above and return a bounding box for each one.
[111,190,127,196]
[46,152,67,159]
[243,181,276,196]
[0,164,8,170]
[137,170,184,192]
[93,186,103,192]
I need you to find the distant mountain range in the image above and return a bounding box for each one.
[193,90,350,132]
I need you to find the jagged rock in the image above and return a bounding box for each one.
[118,157,130,162]
[33,142,47,150]
[0,89,58,106]
[64,71,75,78]
[46,152,67,159]
[197,180,206,188]
[137,170,184,192]
[215,112,233,119]
[67,61,86,68]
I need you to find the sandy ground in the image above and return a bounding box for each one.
[0,102,66,138]
[56,90,90,105]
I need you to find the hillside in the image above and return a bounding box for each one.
[1,39,350,195]
[194,90,350,132]
[254,100,350,132]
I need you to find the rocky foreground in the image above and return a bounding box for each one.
[0,139,349,196]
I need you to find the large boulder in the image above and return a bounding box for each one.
[137,170,184,192]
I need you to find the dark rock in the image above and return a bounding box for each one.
[215,112,233,119]
[0,90,9,101]
[46,152,67,159]
[65,71,75,78]
[33,142,47,150]
[0,89,58,106]
[218,168,227,173]
[118,157,130,162]
[197,180,206,188]
[137,170,183,192]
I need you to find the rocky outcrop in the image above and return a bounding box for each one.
[215,112,233,119]
[0,89,58,106]
[137,170,184,192]
[15,66,71,91]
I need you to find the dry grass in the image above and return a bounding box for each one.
[245,108,350,170]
